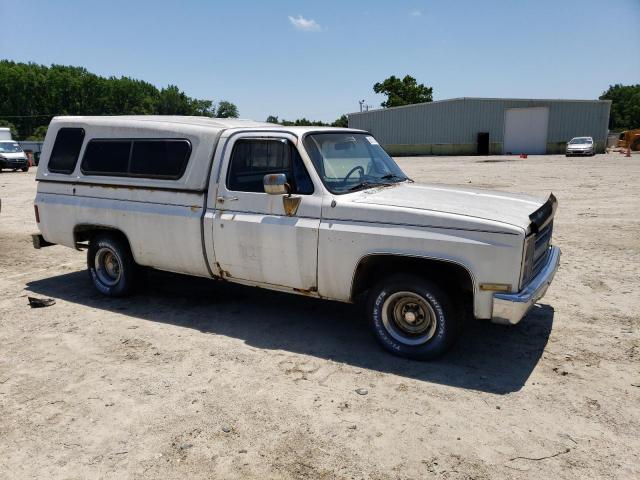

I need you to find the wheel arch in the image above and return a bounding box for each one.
[73,224,136,261]
[350,253,476,303]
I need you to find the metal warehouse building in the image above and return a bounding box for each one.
[348,97,611,155]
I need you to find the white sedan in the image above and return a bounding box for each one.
[566,137,596,156]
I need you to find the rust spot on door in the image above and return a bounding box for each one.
[215,262,232,278]
[293,286,318,296]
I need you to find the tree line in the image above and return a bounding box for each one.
[265,114,348,127]
[2,61,635,140]
[600,84,640,131]
[0,60,238,139]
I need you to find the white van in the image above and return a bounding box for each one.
[0,139,29,172]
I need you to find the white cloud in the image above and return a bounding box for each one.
[410,9,422,17]
[288,14,322,32]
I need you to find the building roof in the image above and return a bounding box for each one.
[348,96,612,116]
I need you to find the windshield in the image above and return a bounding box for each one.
[303,132,409,194]
[569,138,592,144]
[0,142,23,153]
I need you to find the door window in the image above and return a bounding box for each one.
[227,139,313,194]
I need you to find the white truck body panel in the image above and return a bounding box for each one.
[209,130,322,290]
[34,116,560,326]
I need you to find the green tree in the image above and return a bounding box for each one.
[0,60,226,137]
[27,125,48,141]
[373,75,433,108]
[265,115,349,127]
[157,85,193,115]
[0,119,18,138]
[191,99,216,117]
[332,114,348,127]
[600,84,640,131]
[216,101,239,118]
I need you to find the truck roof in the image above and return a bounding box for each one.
[49,116,363,135]
[38,116,365,192]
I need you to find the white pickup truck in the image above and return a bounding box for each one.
[33,116,560,359]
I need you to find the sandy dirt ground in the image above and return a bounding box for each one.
[1,153,638,479]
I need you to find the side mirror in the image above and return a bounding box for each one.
[263,173,289,195]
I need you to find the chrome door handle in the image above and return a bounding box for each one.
[217,196,238,203]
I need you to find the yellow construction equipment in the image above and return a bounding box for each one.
[617,129,640,151]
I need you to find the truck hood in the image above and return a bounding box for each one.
[346,182,547,231]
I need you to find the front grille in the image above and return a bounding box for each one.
[4,159,26,166]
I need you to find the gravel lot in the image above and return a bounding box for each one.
[1,153,638,479]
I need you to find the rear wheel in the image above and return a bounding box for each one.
[367,274,461,360]
[21,166,29,172]
[87,233,136,296]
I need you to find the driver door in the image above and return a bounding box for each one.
[211,133,322,291]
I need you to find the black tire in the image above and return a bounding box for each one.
[21,166,29,172]
[367,274,461,360]
[87,233,136,297]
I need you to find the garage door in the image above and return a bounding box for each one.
[503,107,549,154]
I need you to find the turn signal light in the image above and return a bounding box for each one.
[479,283,511,292]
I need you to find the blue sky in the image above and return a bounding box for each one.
[1,0,639,122]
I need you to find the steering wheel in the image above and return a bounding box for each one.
[342,165,365,185]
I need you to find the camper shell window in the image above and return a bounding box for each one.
[48,128,85,174]
[80,138,191,179]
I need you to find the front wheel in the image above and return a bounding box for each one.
[87,234,136,296]
[367,274,461,360]
[21,166,29,172]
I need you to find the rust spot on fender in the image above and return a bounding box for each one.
[190,205,200,212]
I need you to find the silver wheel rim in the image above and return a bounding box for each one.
[95,247,121,287]
[381,291,438,346]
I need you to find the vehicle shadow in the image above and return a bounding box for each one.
[26,269,554,394]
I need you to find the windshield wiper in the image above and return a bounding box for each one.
[347,181,393,192]
[380,173,409,182]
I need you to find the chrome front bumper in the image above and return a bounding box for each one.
[491,246,561,325]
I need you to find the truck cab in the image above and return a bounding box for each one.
[33,116,560,360]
